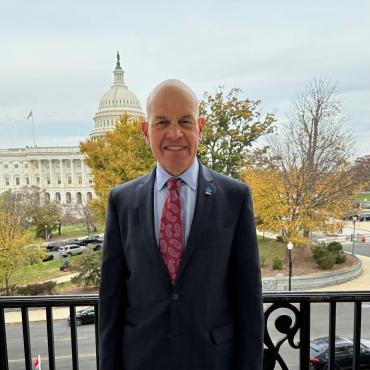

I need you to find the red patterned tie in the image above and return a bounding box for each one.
[159,178,183,284]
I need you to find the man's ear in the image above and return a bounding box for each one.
[198,117,205,138]
[141,121,149,144]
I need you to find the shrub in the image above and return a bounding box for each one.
[312,244,327,262]
[312,242,346,269]
[335,253,346,264]
[272,256,283,270]
[327,241,343,254]
[16,281,57,295]
[0,281,57,296]
[316,253,336,270]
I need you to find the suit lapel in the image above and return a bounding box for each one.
[175,164,216,283]
[137,168,171,289]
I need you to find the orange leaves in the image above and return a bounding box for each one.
[80,116,155,221]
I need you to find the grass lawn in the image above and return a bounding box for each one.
[355,193,370,202]
[258,235,286,262]
[7,235,282,286]
[30,223,104,242]
[9,256,78,286]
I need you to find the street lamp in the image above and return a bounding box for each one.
[352,216,358,255]
[44,224,48,241]
[287,242,294,291]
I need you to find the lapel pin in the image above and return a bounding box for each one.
[205,187,213,196]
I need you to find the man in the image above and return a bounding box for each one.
[99,80,264,370]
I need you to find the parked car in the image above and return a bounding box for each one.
[58,244,84,257]
[78,235,103,246]
[46,242,63,252]
[310,336,370,369]
[42,253,54,262]
[358,213,370,222]
[67,306,95,326]
[62,238,80,246]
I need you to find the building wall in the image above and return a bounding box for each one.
[0,146,95,206]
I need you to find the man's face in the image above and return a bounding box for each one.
[142,84,205,176]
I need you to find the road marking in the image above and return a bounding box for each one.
[8,353,96,363]
[43,336,88,343]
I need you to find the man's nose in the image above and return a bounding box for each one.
[166,124,183,139]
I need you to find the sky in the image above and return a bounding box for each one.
[0,0,369,157]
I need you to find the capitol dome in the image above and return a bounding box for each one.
[90,52,144,139]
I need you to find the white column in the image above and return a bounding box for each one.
[48,159,52,186]
[60,159,64,186]
[71,159,75,186]
[80,159,85,186]
[38,160,42,186]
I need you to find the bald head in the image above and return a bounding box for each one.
[141,79,205,176]
[146,79,199,118]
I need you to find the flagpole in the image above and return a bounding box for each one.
[32,112,36,147]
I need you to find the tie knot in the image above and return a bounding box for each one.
[167,178,181,191]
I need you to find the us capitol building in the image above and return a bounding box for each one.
[0,53,144,206]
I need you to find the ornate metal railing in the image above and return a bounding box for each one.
[1,291,370,370]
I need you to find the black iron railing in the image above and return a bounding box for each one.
[1,292,370,370]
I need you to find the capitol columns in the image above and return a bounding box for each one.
[81,159,86,186]
[70,159,75,185]
[48,159,52,186]
[59,159,64,186]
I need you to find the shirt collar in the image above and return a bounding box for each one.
[156,159,199,191]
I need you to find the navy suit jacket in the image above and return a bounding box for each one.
[99,163,263,370]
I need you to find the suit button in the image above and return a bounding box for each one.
[172,293,179,301]
[167,333,171,339]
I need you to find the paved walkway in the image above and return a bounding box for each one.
[313,254,370,292]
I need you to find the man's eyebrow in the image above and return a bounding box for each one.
[153,116,168,120]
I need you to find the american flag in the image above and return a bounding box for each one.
[33,354,41,369]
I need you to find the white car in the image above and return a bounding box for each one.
[58,244,84,257]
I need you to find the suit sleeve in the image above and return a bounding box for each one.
[232,185,264,370]
[99,190,127,370]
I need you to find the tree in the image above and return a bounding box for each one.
[71,249,102,287]
[351,155,370,192]
[22,186,62,238]
[80,115,155,221]
[198,87,275,179]
[246,79,356,245]
[61,200,98,236]
[0,192,44,293]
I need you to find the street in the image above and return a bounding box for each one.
[4,302,370,370]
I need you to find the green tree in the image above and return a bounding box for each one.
[198,87,275,179]
[22,186,62,238]
[71,249,102,287]
[80,115,155,221]
[0,192,44,293]
[351,155,370,192]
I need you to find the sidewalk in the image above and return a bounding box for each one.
[313,254,370,292]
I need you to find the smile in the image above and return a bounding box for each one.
[164,145,186,151]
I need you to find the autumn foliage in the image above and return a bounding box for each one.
[80,116,155,221]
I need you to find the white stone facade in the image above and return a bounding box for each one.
[0,146,94,206]
[0,52,143,205]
